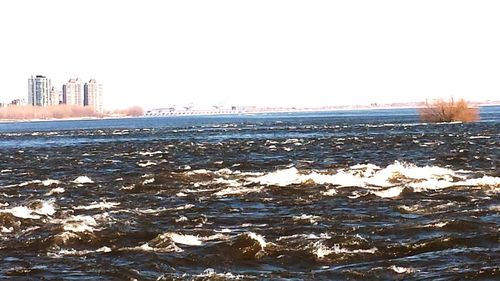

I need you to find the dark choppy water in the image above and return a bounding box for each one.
[0,107,498,280]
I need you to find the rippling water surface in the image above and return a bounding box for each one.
[0,107,498,280]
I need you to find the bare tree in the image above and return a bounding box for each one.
[418,98,479,123]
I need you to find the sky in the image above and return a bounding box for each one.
[0,0,499,110]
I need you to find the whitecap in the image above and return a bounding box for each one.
[371,186,405,198]
[313,241,377,259]
[460,176,500,187]
[173,204,195,210]
[33,201,56,216]
[0,201,55,219]
[4,206,40,219]
[127,242,183,253]
[142,178,155,185]
[164,233,203,246]
[193,268,244,279]
[321,189,337,196]
[247,232,267,248]
[188,169,211,174]
[423,221,449,228]
[293,214,321,224]
[313,241,333,258]
[41,179,61,186]
[46,187,65,195]
[175,216,188,222]
[1,226,13,233]
[139,151,163,156]
[73,176,94,184]
[62,215,97,233]
[19,180,42,187]
[389,265,415,274]
[96,246,112,253]
[214,178,241,187]
[54,231,80,244]
[74,201,120,210]
[250,167,304,186]
[214,186,263,196]
[137,161,157,167]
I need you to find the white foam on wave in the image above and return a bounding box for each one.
[247,232,268,248]
[247,162,499,195]
[423,221,449,228]
[293,214,321,224]
[0,200,56,219]
[321,189,337,196]
[192,268,244,280]
[142,178,155,185]
[214,186,263,197]
[48,246,112,257]
[34,200,56,216]
[139,150,163,156]
[313,241,377,259]
[1,226,13,233]
[460,176,500,187]
[216,168,233,175]
[3,206,40,219]
[371,186,405,198]
[175,216,188,222]
[41,179,61,186]
[16,179,60,187]
[313,241,333,258]
[187,169,211,175]
[389,265,415,274]
[250,167,304,186]
[179,204,197,211]
[127,242,184,253]
[74,201,120,210]
[277,233,331,241]
[214,178,241,187]
[73,176,94,184]
[62,215,97,233]
[162,232,203,246]
[469,135,491,139]
[46,187,65,195]
[18,180,42,187]
[137,161,157,167]
[54,231,80,243]
[120,184,136,190]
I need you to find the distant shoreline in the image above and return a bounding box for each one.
[0,115,134,124]
[1,103,498,123]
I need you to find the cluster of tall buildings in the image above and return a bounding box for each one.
[27,75,103,112]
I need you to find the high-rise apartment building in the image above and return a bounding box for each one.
[62,78,84,106]
[28,75,52,106]
[49,87,61,105]
[84,79,103,113]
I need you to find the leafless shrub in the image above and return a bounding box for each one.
[418,98,479,123]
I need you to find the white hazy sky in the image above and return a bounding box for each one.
[1,0,499,110]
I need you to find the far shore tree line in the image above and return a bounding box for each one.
[0,104,144,120]
[0,99,479,122]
